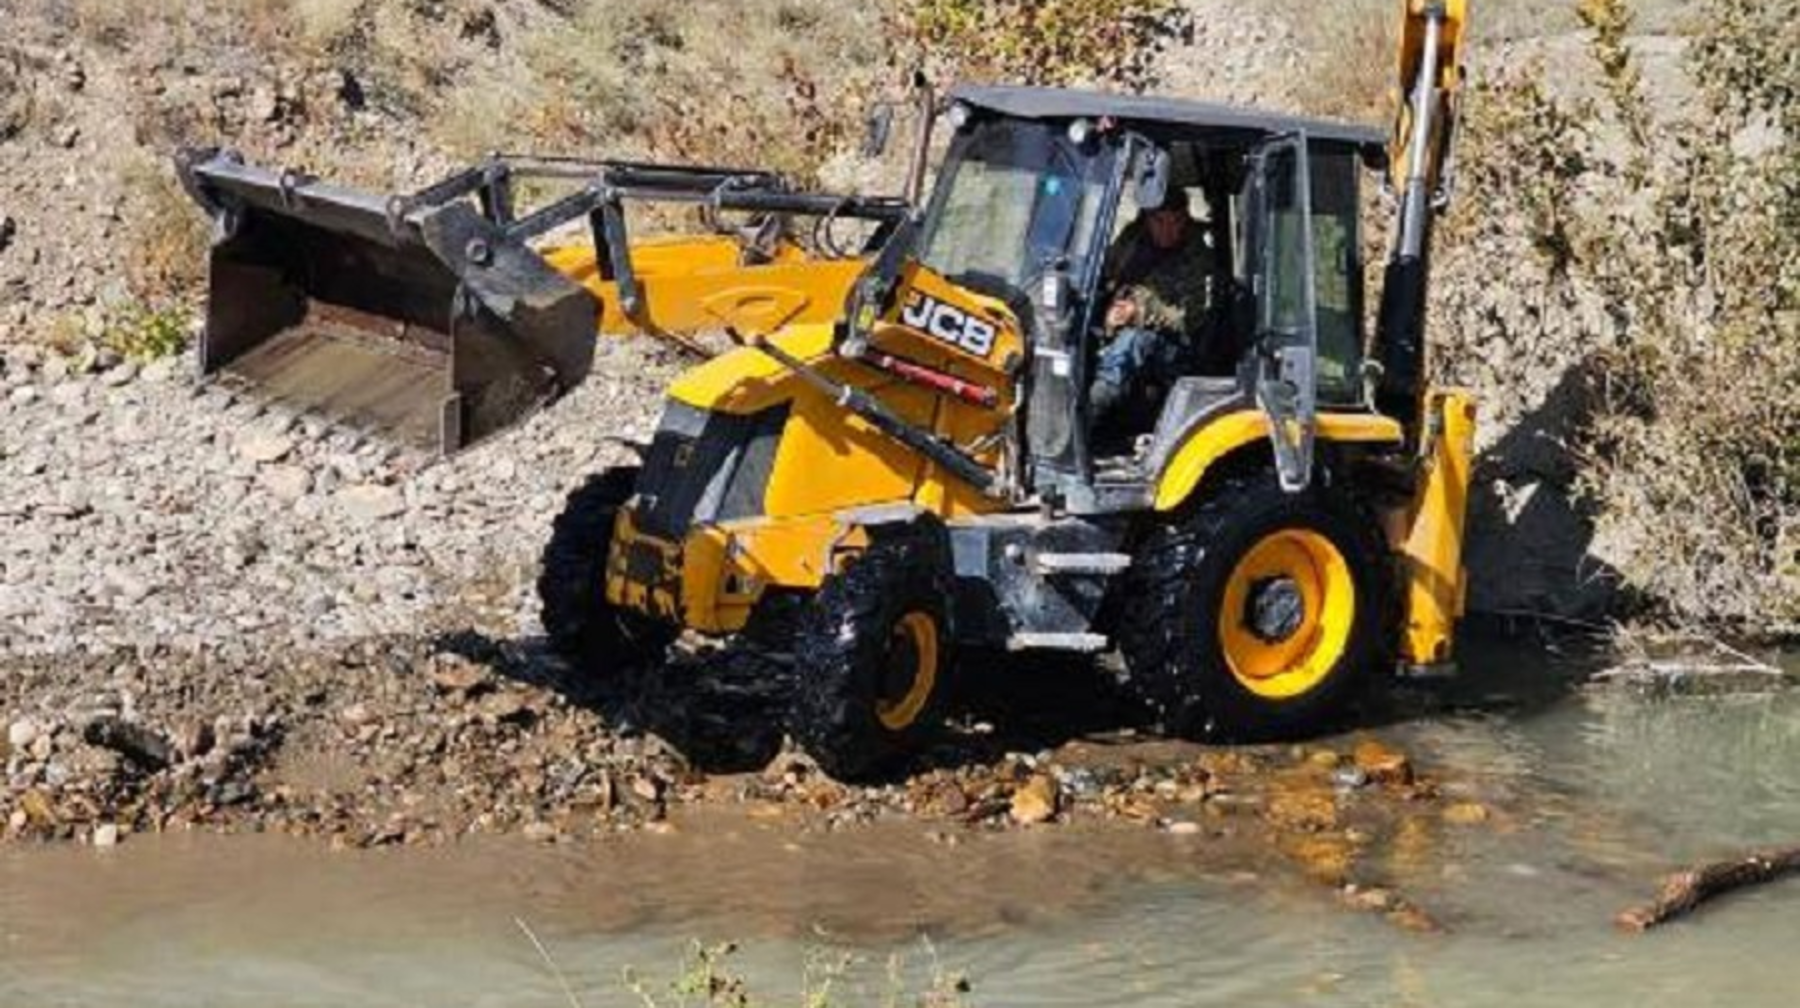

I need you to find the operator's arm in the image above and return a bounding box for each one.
[1119,238,1214,334]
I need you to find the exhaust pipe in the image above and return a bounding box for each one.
[177,149,597,454]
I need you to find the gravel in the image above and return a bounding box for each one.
[0,340,684,657]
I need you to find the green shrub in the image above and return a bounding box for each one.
[103,303,193,361]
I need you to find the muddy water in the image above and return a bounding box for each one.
[4,641,1799,1007]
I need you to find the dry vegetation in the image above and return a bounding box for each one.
[1430,0,1800,632]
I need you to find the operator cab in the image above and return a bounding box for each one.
[918,86,1386,508]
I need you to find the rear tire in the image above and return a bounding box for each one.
[537,467,675,672]
[790,526,954,781]
[1119,471,1390,741]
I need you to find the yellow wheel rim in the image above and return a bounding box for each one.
[876,611,940,731]
[1216,529,1355,700]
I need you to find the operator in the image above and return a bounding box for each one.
[1089,186,1215,420]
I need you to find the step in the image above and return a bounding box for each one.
[1006,632,1111,653]
[1031,552,1132,576]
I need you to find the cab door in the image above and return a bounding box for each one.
[1243,133,1319,492]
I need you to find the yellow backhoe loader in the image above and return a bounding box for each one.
[178,1,1472,778]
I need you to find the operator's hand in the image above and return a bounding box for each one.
[1105,296,1139,332]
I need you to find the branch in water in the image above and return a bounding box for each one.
[1616,846,1800,932]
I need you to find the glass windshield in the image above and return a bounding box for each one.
[918,120,1115,302]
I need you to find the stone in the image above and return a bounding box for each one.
[1351,740,1413,785]
[236,431,296,464]
[100,361,138,387]
[259,464,312,501]
[18,789,55,826]
[522,821,558,843]
[335,483,406,521]
[8,717,40,749]
[1305,749,1342,771]
[92,823,120,848]
[172,719,217,760]
[104,567,153,604]
[427,657,491,696]
[480,692,531,725]
[1009,773,1060,825]
[1166,820,1202,836]
[1442,801,1490,826]
[1331,766,1370,790]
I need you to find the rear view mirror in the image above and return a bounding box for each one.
[862,104,896,159]
[1134,147,1172,210]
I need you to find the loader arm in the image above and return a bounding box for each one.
[542,235,870,349]
[177,150,908,453]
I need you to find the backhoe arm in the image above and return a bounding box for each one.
[1375,0,1468,427]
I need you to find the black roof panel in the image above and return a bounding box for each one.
[949,84,1386,149]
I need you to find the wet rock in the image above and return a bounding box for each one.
[1442,801,1490,826]
[522,820,558,843]
[1166,820,1202,836]
[1331,766,1370,790]
[91,823,120,848]
[1340,884,1396,912]
[1009,773,1060,825]
[1351,740,1413,786]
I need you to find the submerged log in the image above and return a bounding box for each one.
[1616,846,1800,932]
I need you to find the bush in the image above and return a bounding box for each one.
[102,302,193,361]
[901,0,1190,92]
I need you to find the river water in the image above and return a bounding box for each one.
[3,638,1798,1007]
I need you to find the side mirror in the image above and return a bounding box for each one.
[1134,147,1172,210]
[862,104,896,159]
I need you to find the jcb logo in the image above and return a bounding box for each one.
[900,292,997,358]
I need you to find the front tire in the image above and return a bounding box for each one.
[1120,471,1390,740]
[790,527,954,781]
[537,467,675,672]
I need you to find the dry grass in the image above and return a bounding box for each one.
[1274,0,1393,123]
[116,156,210,304]
[433,0,892,181]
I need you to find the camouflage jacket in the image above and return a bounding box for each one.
[1102,219,1215,335]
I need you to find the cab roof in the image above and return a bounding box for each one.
[949,84,1386,153]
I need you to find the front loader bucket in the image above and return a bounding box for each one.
[176,150,597,454]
